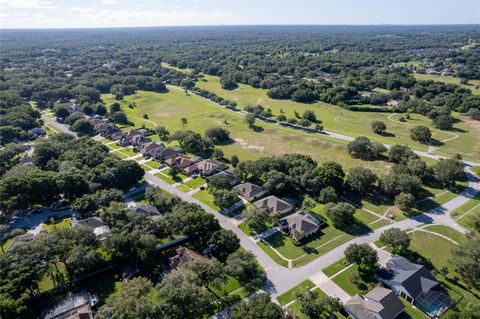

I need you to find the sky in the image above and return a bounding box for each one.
[0,0,479,29]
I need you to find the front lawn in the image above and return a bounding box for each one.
[331,264,376,296]
[184,177,206,189]
[277,279,316,306]
[256,241,289,268]
[421,225,467,244]
[176,184,190,192]
[322,258,350,278]
[154,172,176,184]
[192,190,220,211]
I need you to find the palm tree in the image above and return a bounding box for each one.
[180,117,188,130]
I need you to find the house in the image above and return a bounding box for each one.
[43,294,93,319]
[168,247,205,270]
[183,159,225,176]
[123,129,140,138]
[344,287,404,319]
[102,127,122,139]
[139,142,164,157]
[132,204,161,216]
[130,134,151,148]
[253,195,293,215]
[27,127,46,140]
[277,211,323,241]
[387,100,399,107]
[377,255,453,317]
[207,170,240,186]
[9,230,47,251]
[233,182,267,201]
[164,155,197,170]
[71,217,110,238]
[152,147,184,161]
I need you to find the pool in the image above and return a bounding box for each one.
[415,290,454,318]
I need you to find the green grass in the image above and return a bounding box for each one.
[238,222,256,236]
[184,177,206,189]
[322,258,350,278]
[412,188,464,214]
[192,190,220,210]
[209,275,242,297]
[176,184,190,192]
[451,193,480,218]
[257,240,289,268]
[472,166,480,177]
[0,238,13,255]
[331,264,376,296]
[421,225,467,244]
[400,298,429,319]
[413,73,480,95]
[457,205,479,233]
[154,172,176,184]
[277,280,316,306]
[42,218,73,232]
[101,89,394,175]
[286,288,346,319]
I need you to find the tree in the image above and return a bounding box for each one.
[180,117,188,130]
[346,167,377,194]
[0,126,26,145]
[277,114,287,122]
[347,137,386,160]
[231,293,284,319]
[434,157,464,187]
[231,154,239,167]
[156,125,170,140]
[380,228,410,253]
[302,110,317,122]
[208,175,231,190]
[451,237,480,290]
[185,258,227,288]
[225,249,262,283]
[204,127,230,144]
[220,75,238,90]
[212,148,224,159]
[319,186,338,203]
[263,170,294,195]
[112,111,129,125]
[407,158,433,182]
[467,108,480,120]
[53,105,70,120]
[109,102,121,114]
[344,243,378,272]
[324,202,355,228]
[410,126,432,143]
[388,144,418,164]
[71,118,94,135]
[96,277,156,319]
[394,192,415,212]
[243,206,273,233]
[381,172,422,198]
[208,229,240,261]
[371,121,387,134]
[433,114,453,130]
[156,270,211,319]
[245,113,256,129]
[298,291,342,319]
[213,189,239,209]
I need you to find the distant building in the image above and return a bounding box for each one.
[168,247,205,270]
[233,182,266,201]
[132,204,161,216]
[344,287,404,319]
[71,217,110,238]
[253,195,293,215]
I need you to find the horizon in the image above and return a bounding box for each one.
[1,0,478,29]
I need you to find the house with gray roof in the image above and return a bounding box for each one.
[345,287,404,319]
[153,147,184,161]
[132,204,161,216]
[277,211,323,241]
[207,170,240,187]
[139,142,164,157]
[377,255,453,317]
[43,294,93,319]
[72,217,110,238]
[253,195,293,215]
[233,182,266,201]
[183,159,225,176]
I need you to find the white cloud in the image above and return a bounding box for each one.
[102,0,119,4]
[0,0,57,9]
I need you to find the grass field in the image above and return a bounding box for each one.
[457,205,480,233]
[192,73,480,160]
[101,89,395,174]
[322,258,350,278]
[421,225,467,244]
[42,218,73,232]
[192,189,220,210]
[414,73,480,95]
[277,279,316,305]
[184,177,206,189]
[331,264,375,296]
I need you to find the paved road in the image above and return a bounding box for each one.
[41,114,77,137]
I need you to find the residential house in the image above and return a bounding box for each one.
[43,294,93,319]
[253,195,293,215]
[277,211,323,241]
[71,217,110,238]
[139,142,164,158]
[233,182,266,201]
[152,147,184,161]
[132,204,161,216]
[27,127,46,140]
[168,247,205,270]
[164,155,197,170]
[9,230,47,251]
[183,159,225,176]
[207,170,240,186]
[377,255,453,317]
[130,135,151,148]
[344,287,404,319]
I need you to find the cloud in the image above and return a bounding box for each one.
[0,0,57,9]
[102,0,119,4]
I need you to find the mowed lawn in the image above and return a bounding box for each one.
[414,73,480,95]
[101,90,393,174]
[195,74,467,154]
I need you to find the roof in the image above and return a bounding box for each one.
[208,170,240,186]
[233,182,265,200]
[139,142,163,153]
[43,295,93,319]
[133,204,160,216]
[345,287,404,319]
[164,156,196,169]
[284,212,320,234]
[253,195,293,214]
[196,159,224,173]
[168,247,204,270]
[377,255,439,300]
[72,217,107,229]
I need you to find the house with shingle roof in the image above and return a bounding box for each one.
[153,147,184,161]
[233,182,266,201]
[207,170,240,187]
[183,159,225,176]
[253,195,293,215]
[164,155,197,170]
[277,211,323,241]
[345,287,404,319]
[71,217,110,238]
[139,142,164,157]
[132,204,161,216]
[168,247,205,270]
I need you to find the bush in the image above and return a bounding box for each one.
[371,121,386,134]
[410,126,431,143]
